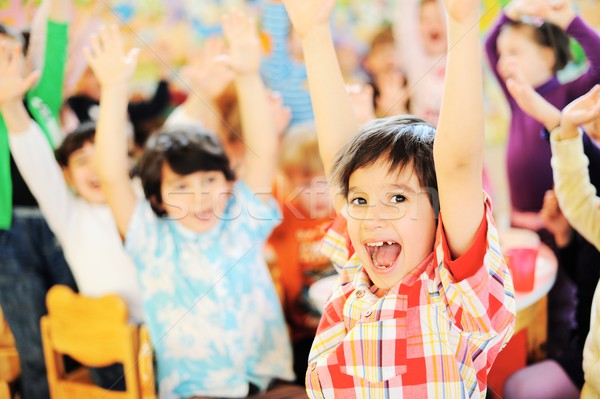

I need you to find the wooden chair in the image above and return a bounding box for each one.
[0,308,19,399]
[41,285,155,399]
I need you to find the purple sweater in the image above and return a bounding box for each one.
[485,14,600,213]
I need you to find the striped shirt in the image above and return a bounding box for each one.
[306,195,516,398]
[260,1,315,127]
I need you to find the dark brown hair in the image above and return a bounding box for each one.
[55,121,96,167]
[139,125,235,216]
[331,115,438,206]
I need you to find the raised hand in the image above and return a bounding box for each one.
[222,10,261,76]
[539,190,572,247]
[346,83,376,126]
[181,36,235,99]
[504,0,549,23]
[0,42,39,106]
[561,85,600,130]
[281,0,336,39]
[505,59,561,130]
[83,25,139,88]
[546,0,576,30]
[375,70,410,117]
[443,0,481,22]
[267,91,292,137]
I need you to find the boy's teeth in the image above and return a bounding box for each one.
[387,241,393,245]
[367,242,384,247]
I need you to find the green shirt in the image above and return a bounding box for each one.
[0,20,68,228]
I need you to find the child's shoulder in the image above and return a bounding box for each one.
[434,192,504,282]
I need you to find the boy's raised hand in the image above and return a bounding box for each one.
[83,25,139,88]
[506,59,561,130]
[0,42,39,106]
[281,0,335,39]
[559,85,600,139]
[222,10,261,76]
[181,37,234,99]
[443,0,481,22]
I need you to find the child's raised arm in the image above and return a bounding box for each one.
[282,0,359,180]
[551,86,600,250]
[0,44,40,133]
[166,37,234,133]
[85,26,139,237]
[222,10,277,199]
[505,61,562,131]
[433,0,484,258]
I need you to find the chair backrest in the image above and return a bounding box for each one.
[41,285,155,399]
[0,308,19,399]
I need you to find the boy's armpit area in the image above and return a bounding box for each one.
[438,199,490,281]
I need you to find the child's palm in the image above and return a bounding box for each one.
[183,37,234,98]
[282,0,335,39]
[562,85,600,127]
[0,43,39,104]
[84,26,139,87]
[222,11,261,75]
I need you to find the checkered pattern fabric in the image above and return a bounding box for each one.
[307,196,516,398]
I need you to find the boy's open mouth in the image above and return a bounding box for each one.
[365,241,402,271]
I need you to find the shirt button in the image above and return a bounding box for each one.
[363,309,372,317]
[356,289,365,298]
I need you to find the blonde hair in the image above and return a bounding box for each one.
[280,123,324,176]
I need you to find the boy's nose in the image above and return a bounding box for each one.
[361,203,389,230]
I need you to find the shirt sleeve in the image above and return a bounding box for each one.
[27,20,68,120]
[320,213,354,275]
[551,128,600,251]
[8,121,75,243]
[435,194,516,340]
[125,199,162,270]
[484,13,513,102]
[563,17,600,100]
[226,180,282,243]
[260,1,293,90]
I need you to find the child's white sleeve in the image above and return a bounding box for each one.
[551,128,600,251]
[9,121,75,244]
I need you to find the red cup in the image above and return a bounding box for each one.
[505,247,538,292]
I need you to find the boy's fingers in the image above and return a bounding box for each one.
[83,47,95,68]
[90,34,102,58]
[98,25,111,48]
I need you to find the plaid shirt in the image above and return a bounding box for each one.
[307,196,516,399]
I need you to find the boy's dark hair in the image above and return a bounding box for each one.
[331,115,438,206]
[139,125,235,216]
[505,20,572,73]
[55,121,97,167]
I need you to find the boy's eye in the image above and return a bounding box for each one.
[390,195,406,203]
[351,197,367,205]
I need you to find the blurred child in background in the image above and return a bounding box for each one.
[267,123,335,385]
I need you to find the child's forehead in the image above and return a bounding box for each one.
[348,160,419,188]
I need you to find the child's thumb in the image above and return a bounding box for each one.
[126,48,141,65]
